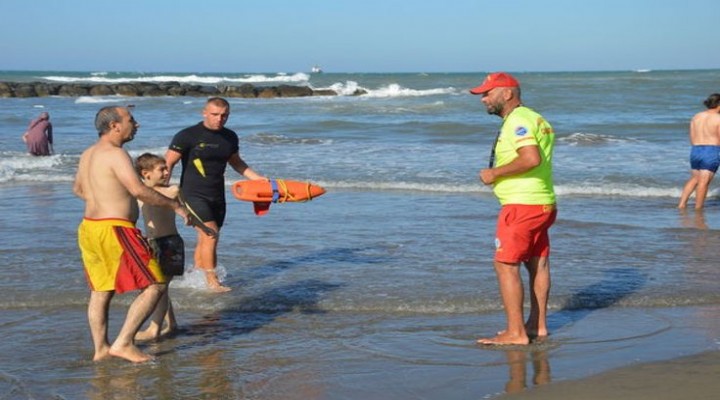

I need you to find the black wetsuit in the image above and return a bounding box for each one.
[168,122,239,227]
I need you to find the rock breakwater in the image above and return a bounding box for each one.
[0,82,366,98]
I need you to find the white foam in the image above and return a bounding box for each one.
[319,180,488,194]
[555,183,690,198]
[559,132,642,145]
[365,83,456,98]
[324,81,362,96]
[317,81,456,98]
[0,153,75,183]
[172,265,229,290]
[314,180,693,199]
[42,73,310,85]
[74,95,132,104]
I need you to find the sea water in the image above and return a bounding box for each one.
[1,69,719,398]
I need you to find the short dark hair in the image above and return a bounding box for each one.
[704,93,720,109]
[94,106,124,137]
[206,97,230,109]
[135,153,166,176]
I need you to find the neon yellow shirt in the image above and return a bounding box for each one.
[492,106,556,205]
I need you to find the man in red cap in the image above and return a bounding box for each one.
[471,72,557,345]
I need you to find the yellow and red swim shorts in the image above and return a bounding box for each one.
[78,218,166,293]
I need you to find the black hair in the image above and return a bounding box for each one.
[703,93,720,109]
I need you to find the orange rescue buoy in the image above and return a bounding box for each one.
[231,179,326,216]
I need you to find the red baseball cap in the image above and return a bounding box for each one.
[469,72,519,95]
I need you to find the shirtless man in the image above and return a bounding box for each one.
[74,106,189,363]
[678,93,720,209]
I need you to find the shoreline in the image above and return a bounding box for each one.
[502,350,720,399]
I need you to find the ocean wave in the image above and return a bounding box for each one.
[0,156,692,200]
[41,72,310,85]
[364,83,456,98]
[2,269,718,313]
[0,170,689,199]
[300,180,685,198]
[316,81,456,98]
[555,183,685,198]
[317,180,488,194]
[0,153,75,184]
[559,132,642,146]
[74,95,134,104]
[40,73,458,100]
[320,81,363,96]
[124,291,720,314]
[243,132,333,146]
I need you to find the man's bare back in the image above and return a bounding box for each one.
[74,107,186,222]
[689,108,720,145]
[75,140,141,221]
[678,94,720,209]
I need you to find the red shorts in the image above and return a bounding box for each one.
[494,204,557,263]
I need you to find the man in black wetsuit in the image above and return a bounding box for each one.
[166,97,265,292]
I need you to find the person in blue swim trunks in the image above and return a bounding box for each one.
[679,93,720,209]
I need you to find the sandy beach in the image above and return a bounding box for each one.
[502,350,720,399]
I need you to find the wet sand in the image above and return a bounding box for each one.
[502,350,720,400]
[1,299,719,398]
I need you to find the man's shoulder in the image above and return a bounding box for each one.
[509,106,545,122]
[84,140,125,157]
[170,124,204,148]
[219,126,239,137]
[176,122,204,135]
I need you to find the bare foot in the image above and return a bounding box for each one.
[202,269,232,293]
[134,329,159,342]
[160,324,178,337]
[477,332,529,346]
[523,324,548,339]
[92,347,112,362]
[209,284,232,293]
[108,344,155,363]
[498,326,549,339]
[530,329,548,339]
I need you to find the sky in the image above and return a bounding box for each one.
[0,0,717,73]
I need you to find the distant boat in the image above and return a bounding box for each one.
[311,65,323,73]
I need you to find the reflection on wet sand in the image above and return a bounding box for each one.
[195,348,234,397]
[679,209,708,230]
[503,345,551,395]
[88,363,143,400]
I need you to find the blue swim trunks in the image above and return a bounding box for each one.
[690,145,720,172]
